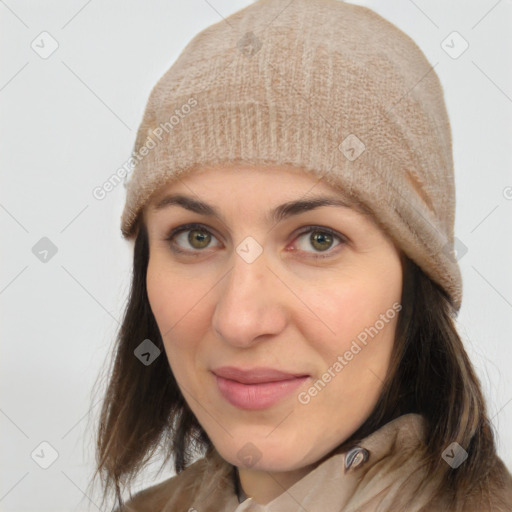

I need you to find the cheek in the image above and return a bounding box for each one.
[146,264,178,334]
[146,257,204,336]
[295,259,402,395]
[301,278,400,345]
[146,257,213,382]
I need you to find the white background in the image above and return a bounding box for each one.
[1,1,511,511]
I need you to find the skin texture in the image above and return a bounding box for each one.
[143,163,404,504]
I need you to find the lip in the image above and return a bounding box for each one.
[212,366,310,410]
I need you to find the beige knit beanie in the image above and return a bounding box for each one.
[120,0,463,312]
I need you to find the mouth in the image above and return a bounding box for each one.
[212,366,310,410]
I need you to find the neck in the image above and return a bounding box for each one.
[237,463,317,505]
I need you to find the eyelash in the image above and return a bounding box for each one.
[164,223,346,259]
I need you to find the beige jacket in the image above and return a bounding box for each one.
[120,414,512,511]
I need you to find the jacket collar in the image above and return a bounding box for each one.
[186,413,435,512]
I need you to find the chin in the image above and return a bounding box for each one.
[212,434,318,473]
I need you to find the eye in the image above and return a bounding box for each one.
[165,223,221,254]
[164,223,346,259]
[292,226,346,258]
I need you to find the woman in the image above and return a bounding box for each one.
[91,0,512,510]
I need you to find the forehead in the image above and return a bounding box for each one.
[146,162,373,216]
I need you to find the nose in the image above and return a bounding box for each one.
[211,249,288,349]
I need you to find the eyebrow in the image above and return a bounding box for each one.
[151,193,364,225]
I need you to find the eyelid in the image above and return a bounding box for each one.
[165,222,218,237]
[164,222,222,252]
[292,225,346,257]
[294,225,346,242]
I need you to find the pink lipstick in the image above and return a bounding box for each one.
[212,366,310,410]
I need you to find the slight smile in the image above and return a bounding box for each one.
[212,366,311,410]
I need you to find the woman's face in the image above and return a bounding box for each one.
[144,163,403,472]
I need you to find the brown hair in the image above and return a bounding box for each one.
[89,216,499,511]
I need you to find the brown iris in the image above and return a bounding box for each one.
[309,230,333,252]
[188,228,211,249]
